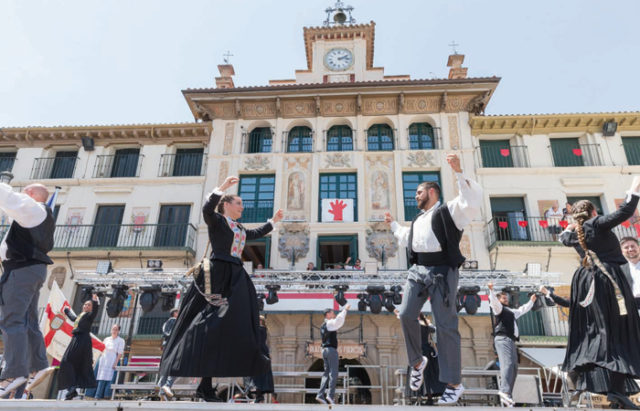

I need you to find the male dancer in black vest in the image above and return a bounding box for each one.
[316,303,350,405]
[385,154,482,404]
[0,183,55,396]
[487,282,536,406]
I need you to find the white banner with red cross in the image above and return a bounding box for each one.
[40,282,105,362]
[321,199,354,222]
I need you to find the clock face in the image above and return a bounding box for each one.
[324,48,354,71]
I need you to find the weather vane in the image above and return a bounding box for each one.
[223,50,233,64]
[448,41,460,55]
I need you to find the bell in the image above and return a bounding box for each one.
[333,10,347,24]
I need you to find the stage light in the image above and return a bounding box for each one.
[139,286,161,313]
[458,285,481,315]
[265,285,280,305]
[96,260,113,275]
[366,285,385,314]
[257,294,265,311]
[390,285,402,305]
[160,291,177,311]
[80,286,95,302]
[334,285,348,307]
[502,286,521,308]
[106,284,128,318]
[357,293,368,312]
[462,260,479,270]
[603,121,618,136]
[147,259,163,271]
[383,291,396,313]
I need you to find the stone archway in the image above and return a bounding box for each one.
[305,357,372,404]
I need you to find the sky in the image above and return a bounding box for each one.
[1,0,639,127]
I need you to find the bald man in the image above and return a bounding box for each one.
[0,183,55,396]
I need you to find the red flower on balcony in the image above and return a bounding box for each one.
[559,220,569,229]
[572,148,583,156]
[498,221,508,229]
[538,220,549,228]
[518,220,528,228]
[500,148,510,157]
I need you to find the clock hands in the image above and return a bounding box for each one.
[337,55,350,61]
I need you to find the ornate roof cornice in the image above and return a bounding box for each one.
[0,122,212,146]
[470,112,640,135]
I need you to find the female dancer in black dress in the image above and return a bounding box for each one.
[58,294,99,400]
[159,176,282,401]
[251,316,274,403]
[560,178,640,409]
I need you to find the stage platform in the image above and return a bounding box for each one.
[0,401,598,411]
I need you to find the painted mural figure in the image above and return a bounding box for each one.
[287,172,304,210]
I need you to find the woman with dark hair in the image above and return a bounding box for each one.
[58,294,99,400]
[159,176,283,402]
[560,177,640,409]
[418,313,446,404]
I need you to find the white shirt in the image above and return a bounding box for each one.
[545,207,563,225]
[391,172,483,253]
[96,335,125,381]
[629,261,640,298]
[0,183,48,261]
[488,289,534,338]
[325,308,348,332]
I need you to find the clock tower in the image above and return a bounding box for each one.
[269,2,410,86]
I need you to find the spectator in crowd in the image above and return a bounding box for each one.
[620,237,640,303]
[544,201,564,240]
[306,262,316,271]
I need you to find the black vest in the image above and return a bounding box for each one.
[494,307,518,341]
[5,205,55,266]
[408,205,465,268]
[321,322,338,349]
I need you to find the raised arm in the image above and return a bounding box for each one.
[594,194,640,231]
[0,183,47,228]
[203,176,239,226]
[487,283,503,315]
[512,295,535,319]
[86,297,100,322]
[445,154,484,230]
[64,307,77,322]
[386,212,411,247]
[246,209,282,241]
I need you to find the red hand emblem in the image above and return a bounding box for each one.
[328,200,348,221]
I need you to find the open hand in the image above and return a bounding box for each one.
[220,176,239,191]
[487,282,494,291]
[384,212,394,224]
[272,209,284,223]
[446,153,463,173]
[530,294,537,302]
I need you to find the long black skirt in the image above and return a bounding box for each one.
[563,262,640,391]
[58,333,96,390]
[422,343,446,396]
[159,260,269,377]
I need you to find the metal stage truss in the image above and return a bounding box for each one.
[73,269,565,294]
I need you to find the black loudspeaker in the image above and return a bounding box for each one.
[603,121,617,137]
[81,136,95,151]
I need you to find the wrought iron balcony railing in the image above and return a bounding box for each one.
[486,215,637,248]
[158,153,206,177]
[52,223,197,253]
[30,156,78,179]
[476,145,530,168]
[93,154,144,178]
[550,143,604,167]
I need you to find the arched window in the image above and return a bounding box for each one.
[327,126,353,152]
[287,126,312,153]
[409,123,435,150]
[367,124,394,151]
[248,127,272,153]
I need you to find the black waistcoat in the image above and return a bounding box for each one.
[5,205,54,265]
[408,204,465,268]
[321,322,338,349]
[494,307,518,341]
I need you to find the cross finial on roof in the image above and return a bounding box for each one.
[448,41,460,55]
[223,50,234,64]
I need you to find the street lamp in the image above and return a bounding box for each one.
[0,171,14,185]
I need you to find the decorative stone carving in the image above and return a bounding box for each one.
[460,234,471,257]
[407,151,437,167]
[235,100,241,117]
[325,153,351,168]
[276,97,281,117]
[467,91,491,115]
[366,154,393,169]
[444,94,476,113]
[287,172,305,210]
[218,161,229,185]
[208,102,235,119]
[278,223,310,264]
[370,170,390,210]
[315,96,321,115]
[362,96,397,115]
[404,95,440,113]
[282,99,315,118]
[398,93,405,112]
[285,157,311,171]
[241,102,277,119]
[366,223,398,264]
[321,98,356,116]
[244,155,270,171]
[194,103,212,121]
[448,116,460,150]
[223,122,234,154]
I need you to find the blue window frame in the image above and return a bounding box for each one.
[367,124,394,151]
[239,175,275,223]
[402,172,441,221]
[248,128,272,153]
[287,126,312,153]
[409,123,435,150]
[327,126,353,152]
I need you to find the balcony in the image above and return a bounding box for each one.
[550,143,604,167]
[53,223,197,254]
[486,215,637,248]
[158,153,206,177]
[408,127,443,150]
[93,153,144,178]
[476,145,530,168]
[30,156,78,179]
